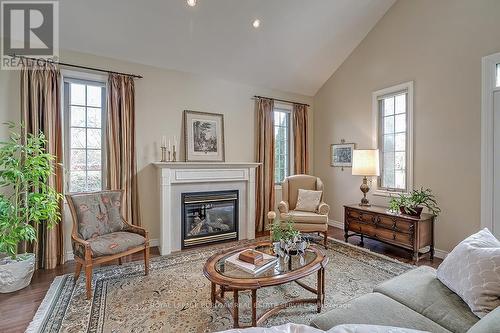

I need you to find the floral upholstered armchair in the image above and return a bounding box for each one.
[66,190,149,299]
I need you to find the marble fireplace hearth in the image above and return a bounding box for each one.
[153,162,260,255]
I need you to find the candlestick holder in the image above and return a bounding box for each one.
[172,145,177,162]
[167,150,171,162]
[160,147,167,162]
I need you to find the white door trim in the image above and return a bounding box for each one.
[481,52,500,231]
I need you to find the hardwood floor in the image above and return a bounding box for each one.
[0,227,441,332]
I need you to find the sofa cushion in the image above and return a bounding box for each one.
[310,292,451,333]
[280,210,328,224]
[374,266,479,333]
[327,325,429,333]
[436,228,500,318]
[88,231,145,257]
[466,305,500,333]
[69,190,125,240]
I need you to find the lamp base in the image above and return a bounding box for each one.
[359,177,371,207]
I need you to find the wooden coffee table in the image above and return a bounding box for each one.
[203,241,328,328]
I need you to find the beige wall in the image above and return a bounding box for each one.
[313,0,500,252]
[0,49,313,256]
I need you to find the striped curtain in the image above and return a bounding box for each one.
[107,74,141,226]
[293,103,309,174]
[255,98,275,232]
[21,60,64,269]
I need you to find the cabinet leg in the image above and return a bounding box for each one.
[430,246,435,261]
[413,250,419,264]
[344,231,348,243]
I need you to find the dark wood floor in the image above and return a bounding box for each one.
[0,227,441,333]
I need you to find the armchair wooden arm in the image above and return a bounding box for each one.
[123,220,149,239]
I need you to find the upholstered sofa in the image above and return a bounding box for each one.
[311,266,500,333]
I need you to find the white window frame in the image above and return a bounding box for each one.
[61,70,108,194]
[273,102,294,187]
[372,81,414,197]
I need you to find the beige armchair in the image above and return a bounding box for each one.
[269,174,330,248]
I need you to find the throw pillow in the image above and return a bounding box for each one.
[436,228,500,318]
[295,189,322,212]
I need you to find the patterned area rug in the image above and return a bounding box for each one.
[28,238,413,333]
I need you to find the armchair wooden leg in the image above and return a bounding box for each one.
[323,232,328,249]
[144,245,150,276]
[85,264,93,300]
[74,262,82,282]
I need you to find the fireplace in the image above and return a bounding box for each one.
[181,190,238,249]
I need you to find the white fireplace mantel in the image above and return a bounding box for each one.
[153,162,260,255]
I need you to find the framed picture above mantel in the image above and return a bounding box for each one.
[184,110,225,162]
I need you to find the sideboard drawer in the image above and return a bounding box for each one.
[346,220,413,248]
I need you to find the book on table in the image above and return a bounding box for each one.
[225,250,278,274]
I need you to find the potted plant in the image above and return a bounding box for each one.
[389,188,441,218]
[0,123,62,293]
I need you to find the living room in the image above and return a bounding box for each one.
[0,0,499,332]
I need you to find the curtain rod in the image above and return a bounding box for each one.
[8,54,143,79]
[253,95,310,107]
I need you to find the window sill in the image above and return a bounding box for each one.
[373,189,407,198]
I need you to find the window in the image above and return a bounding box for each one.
[274,108,291,184]
[496,63,500,87]
[373,82,413,194]
[64,79,106,192]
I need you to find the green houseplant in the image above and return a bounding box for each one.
[0,122,63,293]
[389,188,441,217]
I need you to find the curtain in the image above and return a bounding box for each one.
[293,103,309,174]
[107,74,141,226]
[21,60,64,269]
[255,98,275,233]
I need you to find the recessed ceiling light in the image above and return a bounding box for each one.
[187,0,197,7]
[252,19,261,28]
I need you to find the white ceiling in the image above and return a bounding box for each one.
[59,0,395,96]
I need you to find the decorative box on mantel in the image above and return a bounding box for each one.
[153,162,260,255]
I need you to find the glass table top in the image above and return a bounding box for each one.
[215,244,318,279]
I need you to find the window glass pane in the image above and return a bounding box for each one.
[395,94,406,114]
[87,150,102,171]
[395,170,406,190]
[70,83,85,105]
[395,133,406,151]
[87,171,102,191]
[497,64,500,87]
[383,97,394,116]
[87,129,101,149]
[70,149,86,170]
[395,152,406,170]
[87,107,101,128]
[383,134,394,152]
[273,110,290,184]
[70,106,85,127]
[395,114,406,133]
[87,85,101,107]
[384,116,394,134]
[70,171,86,192]
[71,128,86,148]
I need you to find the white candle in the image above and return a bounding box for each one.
[168,139,171,151]
[174,136,177,148]
[162,136,166,148]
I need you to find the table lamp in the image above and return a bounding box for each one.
[352,149,380,206]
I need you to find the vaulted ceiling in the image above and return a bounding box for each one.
[59,0,395,96]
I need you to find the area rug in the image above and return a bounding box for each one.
[28,238,413,333]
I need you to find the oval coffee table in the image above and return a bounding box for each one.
[203,241,328,328]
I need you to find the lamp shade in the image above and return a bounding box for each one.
[352,149,380,176]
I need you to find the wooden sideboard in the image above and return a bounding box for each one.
[344,204,434,263]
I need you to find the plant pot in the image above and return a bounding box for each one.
[400,206,423,218]
[0,253,35,293]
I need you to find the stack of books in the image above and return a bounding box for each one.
[225,249,278,274]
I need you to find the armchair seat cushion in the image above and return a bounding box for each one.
[88,231,145,257]
[280,210,328,224]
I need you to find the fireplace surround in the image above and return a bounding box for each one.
[154,162,259,255]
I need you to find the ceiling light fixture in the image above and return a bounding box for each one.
[187,0,197,7]
[252,19,261,28]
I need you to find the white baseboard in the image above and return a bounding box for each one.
[64,238,161,263]
[327,219,448,259]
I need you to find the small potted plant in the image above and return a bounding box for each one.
[389,188,441,218]
[0,123,63,293]
[270,218,284,255]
